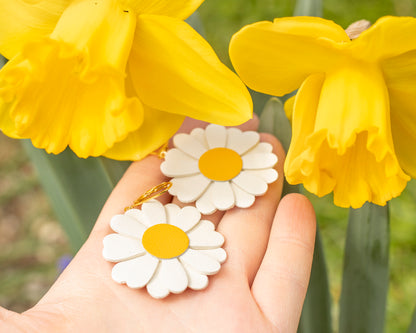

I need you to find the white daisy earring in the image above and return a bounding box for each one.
[102,183,226,299]
[160,124,278,215]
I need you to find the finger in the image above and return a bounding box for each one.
[92,155,170,236]
[252,193,316,333]
[216,133,285,284]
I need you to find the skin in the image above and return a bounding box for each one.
[0,118,316,333]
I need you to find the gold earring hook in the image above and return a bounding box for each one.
[124,181,172,211]
[150,142,169,159]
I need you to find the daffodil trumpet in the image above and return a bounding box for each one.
[0,0,252,160]
[230,16,416,208]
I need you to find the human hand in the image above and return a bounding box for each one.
[0,118,316,333]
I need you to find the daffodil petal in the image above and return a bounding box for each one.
[0,0,70,59]
[284,74,323,189]
[285,65,409,208]
[352,16,416,61]
[124,0,203,19]
[0,0,142,157]
[0,101,20,138]
[382,50,416,178]
[104,105,185,160]
[229,17,348,96]
[284,95,296,122]
[129,14,252,125]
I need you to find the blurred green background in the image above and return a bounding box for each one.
[1,0,416,331]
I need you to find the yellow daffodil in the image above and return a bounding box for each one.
[230,16,416,208]
[0,0,252,160]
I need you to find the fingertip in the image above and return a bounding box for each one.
[252,193,316,332]
[277,193,316,237]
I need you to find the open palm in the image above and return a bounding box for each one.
[1,119,316,333]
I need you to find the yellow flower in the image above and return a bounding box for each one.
[0,0,252,160]
[229,16,416,208]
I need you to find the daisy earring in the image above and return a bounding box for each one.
[160,124,278,215]
[102,182,226,299]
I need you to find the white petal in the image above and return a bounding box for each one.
[146,259,188,298]
[170,206,201,232]
[124,209,151,227]
[242,152,278,170]
[110,213,146,238]
[180,248,221,275]
[169,174,211,203]
[205,124,227,148]
[226,128,260,155]
[210,181,235,211]
[196,184,217,215]
[173,133,207,159]
[141,200,166,226]
[247,142,273,154]
[244,169,278,184]
[232,172,268,196]
[182,264,209,290]
[111,254,159,289]
[188,220,224,249]
[103,234,145,262]
[231,183,255,208]
[160,149,199,177]
[199,248,227,264]
[165,203,181,224]
[190,127,208,149]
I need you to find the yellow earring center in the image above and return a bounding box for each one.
[199,148,243,181]
[142,224,189,259]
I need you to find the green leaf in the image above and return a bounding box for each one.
[297,227,332,333]
[259,97,299,196]
[186,11,205,36]
[22,141,129,251]
[294,0,322,17]
[259,97,291,152]
[339,202,390,333]
[408,308,416,333]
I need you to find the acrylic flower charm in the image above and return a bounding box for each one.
[230,16,416,208]
[103,200,226,299]
[0,0,252,160]
[161,124,278,214]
